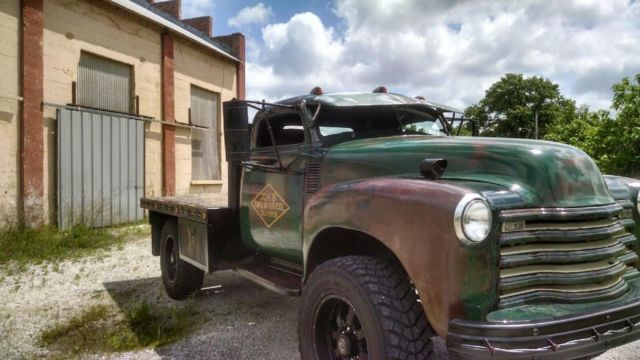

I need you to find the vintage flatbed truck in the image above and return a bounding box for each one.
[141,89,640,360]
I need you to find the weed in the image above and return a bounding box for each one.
[111,220,151,238]
[39,301,198,356]
[90,290,105,299]
[122,301,196,348]
[0,221,149,268]
[0,225,116,265]
[40,305,112,346]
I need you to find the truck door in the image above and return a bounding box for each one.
[240,109,308,262]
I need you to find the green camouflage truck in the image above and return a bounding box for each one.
[141,89,640,359]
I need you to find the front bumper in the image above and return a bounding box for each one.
[447,301,640,359]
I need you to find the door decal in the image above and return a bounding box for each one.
[250,184,290,228]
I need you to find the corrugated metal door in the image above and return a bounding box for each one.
[77,52,132,113]
[57,108,144,229]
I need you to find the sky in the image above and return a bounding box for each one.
[182,0,640,111]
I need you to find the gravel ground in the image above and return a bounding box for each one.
[1,231,639,359]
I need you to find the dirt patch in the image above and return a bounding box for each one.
[1,231,638,359]
[0,234,159,359]
[0,233,301,359]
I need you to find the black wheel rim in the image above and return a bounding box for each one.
[314,296,368,360]
[164,236,177,282]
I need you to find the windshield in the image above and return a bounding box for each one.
[397,107,447,136]
[314,104,448,141]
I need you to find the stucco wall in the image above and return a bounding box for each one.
[42,0,164,222]
[0,1,20,228]
[0,0,237,228]
[173,36,237,195]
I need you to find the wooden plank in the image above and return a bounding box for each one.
[141,194,229,223]
[142,193,228,208]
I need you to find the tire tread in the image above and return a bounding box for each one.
[304,256,434,360]
[160,219,204,300]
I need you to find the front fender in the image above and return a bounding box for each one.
[604,175,640,202]
[605,175,640,239]
[302,178,500,337]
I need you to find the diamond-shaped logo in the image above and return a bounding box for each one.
[250,184,290,228]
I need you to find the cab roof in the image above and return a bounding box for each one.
[275,92,462,113]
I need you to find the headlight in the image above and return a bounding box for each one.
[454,194,492,244]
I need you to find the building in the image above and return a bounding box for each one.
[0,0,245,229]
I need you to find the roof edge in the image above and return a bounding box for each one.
[107,0,241,63]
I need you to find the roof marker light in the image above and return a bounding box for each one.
[372,86,388,93]
[310,87,323,95]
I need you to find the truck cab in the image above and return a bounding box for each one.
[142,89,640,359]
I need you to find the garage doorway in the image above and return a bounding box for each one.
[57,108,144,229]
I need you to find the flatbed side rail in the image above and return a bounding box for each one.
[140,197,230,224]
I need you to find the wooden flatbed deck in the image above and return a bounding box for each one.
[140,193,229,223]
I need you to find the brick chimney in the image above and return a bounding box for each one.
[212,33,244,59]
[183,16,212,36]
[150,0,181,19]
[211,33,245,99]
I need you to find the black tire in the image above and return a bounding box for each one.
[160,218,204,300]
[299,256,434,360]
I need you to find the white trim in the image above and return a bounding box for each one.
[191,180,223,185]
[106,0,241,63]
[0,95,23,102]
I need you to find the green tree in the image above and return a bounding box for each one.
[544,107,610,158]
[608,74,640,175]
[545,74,640,176]
[465,73,576,138]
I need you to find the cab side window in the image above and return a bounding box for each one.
[255,112,305,148]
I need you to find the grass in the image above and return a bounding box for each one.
[39,301,198,355]
[0,221,150,268]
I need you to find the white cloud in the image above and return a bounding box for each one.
[228,3,274,29]
[261,13,342,76]
[243,12,347,101]
[181,0,213,19]
[246,0,640,110]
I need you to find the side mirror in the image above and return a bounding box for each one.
[420,159,447,180]
[223,100,251,162]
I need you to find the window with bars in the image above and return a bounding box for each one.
[190,85,220,180]
[77,52,133,113]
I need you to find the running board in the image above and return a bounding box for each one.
[235,263,302,296]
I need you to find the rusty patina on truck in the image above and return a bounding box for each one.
[141,89,640,359]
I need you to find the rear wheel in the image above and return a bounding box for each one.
[160,219,204,300]
[299,256,434,359]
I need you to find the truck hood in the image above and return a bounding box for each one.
[322,135,614,208]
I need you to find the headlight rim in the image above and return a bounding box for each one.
[454,193,493,245]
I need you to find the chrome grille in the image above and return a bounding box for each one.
[498,202,638,308]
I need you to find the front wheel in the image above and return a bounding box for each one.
[298,256,434,360]
[160,219,204,300]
